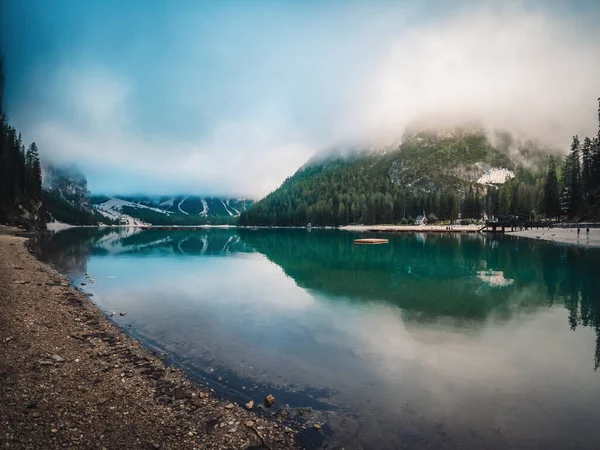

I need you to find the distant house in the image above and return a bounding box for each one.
[496,213,527,227]
[415,215,427,225]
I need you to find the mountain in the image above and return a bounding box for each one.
[91,195,254,226]
[239,129,551,226]
[43,165,106,225]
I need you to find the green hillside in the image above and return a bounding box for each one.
[240,130,552,226]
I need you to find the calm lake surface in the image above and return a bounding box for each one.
[34,228,600,449]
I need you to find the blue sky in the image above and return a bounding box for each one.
[1,0,599,197]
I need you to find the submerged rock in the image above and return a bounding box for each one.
[265,394,275,407]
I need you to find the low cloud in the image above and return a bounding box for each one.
[345,6,600,148]
[10,1,600,197]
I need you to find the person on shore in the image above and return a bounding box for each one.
[577,228,580,239]
[587,228,590,239]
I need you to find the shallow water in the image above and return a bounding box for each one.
[33,228,600,449]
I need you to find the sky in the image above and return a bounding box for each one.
[1,0,599,198]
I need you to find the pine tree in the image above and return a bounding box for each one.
[543,156,561,220]
[593,97,600,190]
[566,136,582,219]
[0,54,45,226]
[27,143,42,199]
[0,56,4,115]
[581,137,592,194]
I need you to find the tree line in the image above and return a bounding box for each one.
[542,100,600,221]
[0,58,45,227]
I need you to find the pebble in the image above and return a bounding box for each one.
[264,394,276,407]
[119,312,126,316]
[50,354,65,363]
[284,427,293,433]
[245,421,254,427]
[225,403,234,409]
[245,400,254,410]
[313,423,322,430]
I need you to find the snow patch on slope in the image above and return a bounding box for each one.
[95,197,172,226]
[226,199,240,216]
[160,198,175,208]
[177,197,189,215]
[99,198,170,215]
[221,199,234,216]
[477,168,514,185]
[199,199,208,216]
[94,205,149,226]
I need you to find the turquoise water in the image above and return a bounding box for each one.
[35,228,600,449]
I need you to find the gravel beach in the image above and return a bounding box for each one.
[0,233,296,449]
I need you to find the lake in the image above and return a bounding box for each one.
[33,228,600,449]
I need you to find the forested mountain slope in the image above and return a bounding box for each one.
[240,129,551,226]
[43,165,107,225]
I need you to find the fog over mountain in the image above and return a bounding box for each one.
[2,0,599,198]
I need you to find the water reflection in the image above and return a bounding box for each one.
[33,228,600,370]
[241,230,600,366]
[32,228,600,449]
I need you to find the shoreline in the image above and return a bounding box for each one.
[40,222,600,248]
[343,224,600,248]
[340,224,482,233]
[508,227,600,248]
[0,234,297,449]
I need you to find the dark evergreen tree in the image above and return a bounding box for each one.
[0,55,4,115]
[543,156,561,220]
[0,59,45,227]
[581,137,593,194]
[567,136,582,219]
[27,143,42,199]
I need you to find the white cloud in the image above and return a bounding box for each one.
[342,8,600,148]
[24,3,600,197]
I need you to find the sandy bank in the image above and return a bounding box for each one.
[509,227,600,248]
[341,224,482,233]
[0,234,297,449]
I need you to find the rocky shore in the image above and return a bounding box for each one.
[0,233,297,449]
